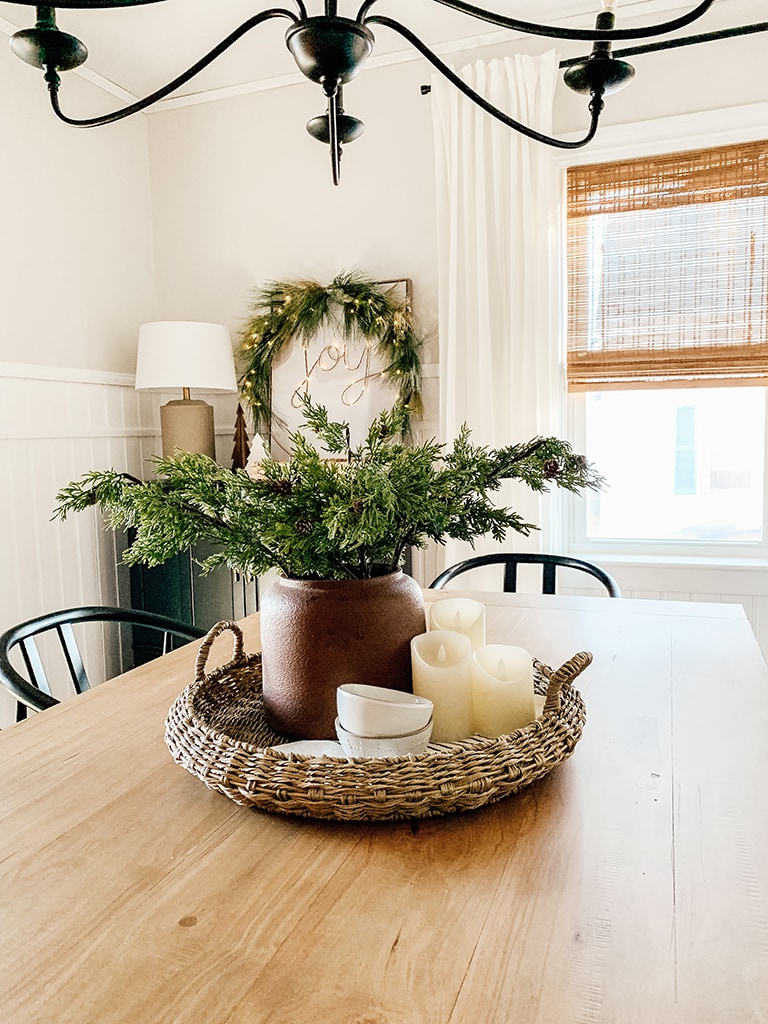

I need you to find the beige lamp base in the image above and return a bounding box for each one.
[160,399,216,458]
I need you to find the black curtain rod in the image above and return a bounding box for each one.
[420,20,767,94]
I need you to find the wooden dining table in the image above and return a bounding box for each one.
[2,591,768,1024]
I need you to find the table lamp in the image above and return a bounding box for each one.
[135,321,238,459]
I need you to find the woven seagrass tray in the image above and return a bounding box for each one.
[165,620,591,822]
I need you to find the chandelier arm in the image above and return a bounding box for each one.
[44,8,297,127]
[560,20,768,66]
[421,0,716,42]
[366,16,601,150]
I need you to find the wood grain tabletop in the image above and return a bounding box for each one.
[2,592,766,1024]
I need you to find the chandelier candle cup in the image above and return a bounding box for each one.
[336,683,433,739]
[428,597,486,652]
[410,630,474,743]
[472,645,536,737]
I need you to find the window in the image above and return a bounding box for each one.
[567,141,768,549]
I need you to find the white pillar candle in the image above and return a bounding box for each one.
[428,597,486,652]
[410,630,474,743]
[472,645,535,737]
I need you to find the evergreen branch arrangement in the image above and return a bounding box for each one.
[54,398,602,582]
[238,271,423,436]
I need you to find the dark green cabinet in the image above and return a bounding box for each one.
[129,541,258,662]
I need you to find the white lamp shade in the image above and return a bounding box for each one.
[135,321,238,393]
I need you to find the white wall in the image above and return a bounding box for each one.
[0,40,157,373]
[146,57,440,356]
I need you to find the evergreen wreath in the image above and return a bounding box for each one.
[238,271,424,436]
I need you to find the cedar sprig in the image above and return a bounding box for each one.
[54,400,603,581]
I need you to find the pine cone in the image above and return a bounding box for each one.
[269,479,293,496]
[295,518,313,535]
[543,458,560,479]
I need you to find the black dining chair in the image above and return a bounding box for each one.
[429,552,621,598]
[0,606,206,723]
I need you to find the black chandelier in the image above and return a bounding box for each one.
[6,1,767,184]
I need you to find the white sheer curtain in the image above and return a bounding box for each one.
[431,52,565,573]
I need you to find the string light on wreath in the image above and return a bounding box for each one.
[238,272,424,438]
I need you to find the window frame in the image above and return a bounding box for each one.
[554,102,768,563]
[565,388,768,561]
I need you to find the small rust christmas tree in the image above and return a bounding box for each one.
[231,403,251,470]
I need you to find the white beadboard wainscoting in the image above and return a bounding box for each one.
[0,362,238,727]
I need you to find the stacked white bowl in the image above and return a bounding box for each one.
[335,684,434,758]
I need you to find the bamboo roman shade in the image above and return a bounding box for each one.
[567,140,768,391]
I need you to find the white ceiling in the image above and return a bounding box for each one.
[0,0,758,103]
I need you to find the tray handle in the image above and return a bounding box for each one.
[194,620,245,682]
[538,651,593,715]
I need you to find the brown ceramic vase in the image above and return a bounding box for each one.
[259,569,426,740]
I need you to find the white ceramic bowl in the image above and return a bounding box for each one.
[336,683,434,738]
[335,717,433,759]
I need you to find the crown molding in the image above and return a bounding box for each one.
[1,1,715,113]
[555,99,768,166]
[144,0,716,113]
